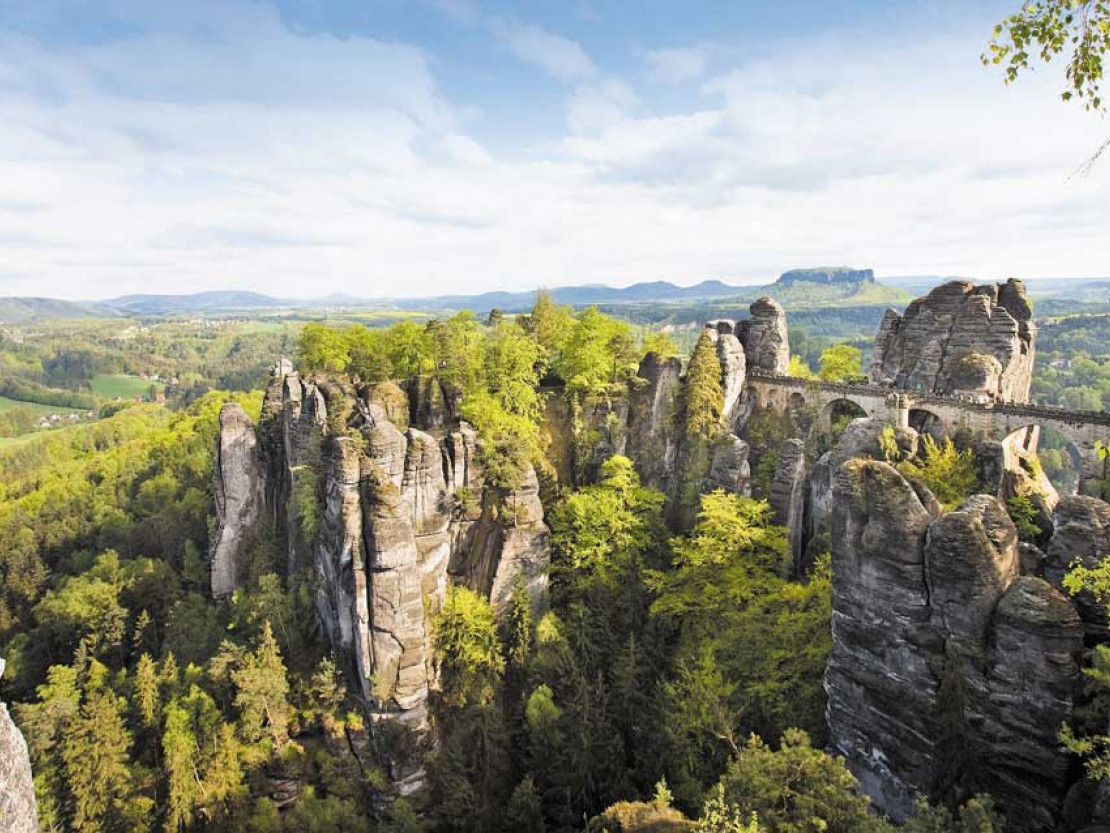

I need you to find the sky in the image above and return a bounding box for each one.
[0,0,1108,300]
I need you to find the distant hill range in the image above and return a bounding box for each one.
[415,279,757,312]
[0,297,123,324]
[4,269,1108,323]
[102,290,288,316]
[0,269,905,322]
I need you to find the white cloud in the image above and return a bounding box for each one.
[565,77,639,134]
[492,20,596,83]
[645,45,710,83]
[0,6,1109,301]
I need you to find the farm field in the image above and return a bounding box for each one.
[0,395,84,416]
[90,373,164,399]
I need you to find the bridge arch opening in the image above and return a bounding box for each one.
[1031,426,1084,495]
[909,408,947,442]
[788,391,807,414]
[823,398,868,433]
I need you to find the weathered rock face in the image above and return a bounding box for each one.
[807,418,919,560]
[925,495,1019,657]
[734,297,790,374]
[705,435,751,496]
[869,279,1035,403]
[405,375,455,433]
[1,659,38,833]
[215,365,551,795]
[452,465,550,617]
[211,403,267,597]
[826,460,938,817]
[826,461,1085,830]
[714,333,747,430]
[1045,495,1110,636]
[768,439,808,575]
[976,577,1082,831]
[626,353,682,493]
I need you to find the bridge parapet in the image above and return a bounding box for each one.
[748,370,1110,427]
[748,370,1110,492]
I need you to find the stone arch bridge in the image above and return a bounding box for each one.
[745,371,1110,489]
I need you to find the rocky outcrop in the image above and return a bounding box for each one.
[217,364,551,795]
[705,435,751,496]
[768,439,808,575]
[808,418,919,561]
[406,375,455,433]
[976,577,1082,831]
[869,279,1035,403]
[734,297,790,374]
[826,460,938,817]
[1,659,37,833]
[714,333,746,430]
[1045,495,1110,636]
[452,464,550,617]
[626,353,682,492]
[211,403,267,597]
[925,495,1019,657]
[826,462,1085,830]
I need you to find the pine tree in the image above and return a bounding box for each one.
[133,652,160,731]
[202,723,247,823]
[232,621,291,748]
[132,608,155,658]
[163,700,200,830]
[504,574,534,674]
[506,776,545,833]
[61,688,137,833]
[682,331,724,441]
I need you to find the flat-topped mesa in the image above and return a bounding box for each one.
[870,278,1035,403]
[209,363,551,795]
[775,267,875,286]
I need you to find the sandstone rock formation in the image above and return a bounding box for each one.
[826,462,1084,830]
[214,366,551,794]
[1044,495,1110,636]
[0,659,38,833]
[211,403,267,597]
[626,353,682,492]
[705,435,751,496]
[768,439,808,575]
[826,460,938,816]
[713,332,747,429]
[807,418,919,562]
[734,297,790,375]
[975,576,1082,829]
[924,494,1019,657]
[869,279,1035,403]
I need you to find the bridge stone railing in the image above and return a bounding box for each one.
[747,370,1110,430]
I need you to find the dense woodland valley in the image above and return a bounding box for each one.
[3,269,1110,833]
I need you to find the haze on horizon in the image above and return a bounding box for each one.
[1,0,1109,301]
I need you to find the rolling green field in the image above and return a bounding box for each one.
[0,395,84,416]
[91,373,164,399]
